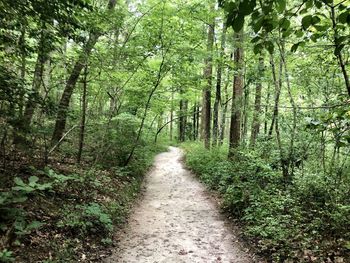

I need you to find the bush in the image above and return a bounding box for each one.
[57,203,113,236]
[183,142,350,262]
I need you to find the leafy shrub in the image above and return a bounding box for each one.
[183,142,350,261]
[0,249,14,262]
[57,203,113,236]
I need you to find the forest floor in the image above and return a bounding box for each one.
[105,147,260,263]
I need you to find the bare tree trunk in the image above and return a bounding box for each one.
[264,83,271,135]
[51,0,117,144]
[280,41,297,178]
[178,89,187,142]
[18,24,26,117]
[330,5,350,96]
[170,89,174,141]
[192,103,197,140]
[250,55,264,146]
[228,30,244,158]
[219,67,231,145]
[268,54,283,137]
[202,7,215,149]
[195,102,200,140]
[212,22,227,146]
[14,23,50,145]
[242,72,249,145]
[77,65,88,164]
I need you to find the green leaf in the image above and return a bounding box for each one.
[339,11,349,24]
[312,16,321,25]
[29,176,39,185]
[239,0,256,15]
[14,177,26,187]
[279,18,290,30]
[275,0,286,13]
[264,41,274,54]
[26,221,45,230]
[232,14,245,32]
[253,43,263,54]
[302,15,313,29]
[295,29,304,38]
[252,17,263,33]
[314,0,323,8]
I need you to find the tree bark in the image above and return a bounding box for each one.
[51,0,117,144]
[330,5,350,96]
[268,54,283,137]
[77,65,88,163]
[178,90,187,142]
[212,22,227,146]
[170,88,174,141]
[14,23,50,145]
[250,54,264,146]
[202,8,215,149]
[228,30,244,158]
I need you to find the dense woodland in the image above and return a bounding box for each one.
[0,0,349,262]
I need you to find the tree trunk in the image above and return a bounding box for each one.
[268,54,283,137]
[228,30,244,158]
[192,103,197,140]
[14,23,50,145]
[212,22,227,146]
[170,88,174,141]
[178,89,187,142]
[202,7,215,149]
[195,102,200,140]
[219,66,231,145]
[250,55,264,146]
[51,0,117,144]
[330,5,350,96]
[264,83,271,135]
[77,65,88,164]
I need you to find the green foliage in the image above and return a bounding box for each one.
[12,176,52,193]
[184,142,350,261]
[0,249,14,263]
[57,203,113,236]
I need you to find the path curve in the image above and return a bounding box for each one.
[106,147,256,263]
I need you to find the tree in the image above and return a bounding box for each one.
[228,30,244,158]
[51,0,118,144]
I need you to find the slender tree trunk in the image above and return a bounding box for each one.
[280,41,297,178]
[212,22,227,146]
[170,89,174,141]
[77,65,88,164]
[178,89,187,142]
[264,83,271,135]
[268,54,283,137]
[18,24,26,117]
[242,71,249,145]
[250,54,264,146]
[330,5,350,96]
[192,103,197,140]
[14,23,50,145]
[219,67,231,145]
[202,8,215,149]
[228,30,244,158]
[51,0,117,144]
[125,52,168,165]
[195,103,200,140]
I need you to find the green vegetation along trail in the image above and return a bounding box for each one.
[106,147,258,263]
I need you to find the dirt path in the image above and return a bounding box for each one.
[105,147,257,263]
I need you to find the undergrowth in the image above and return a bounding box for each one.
[182,142,350,263]
[0,141,166,262]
